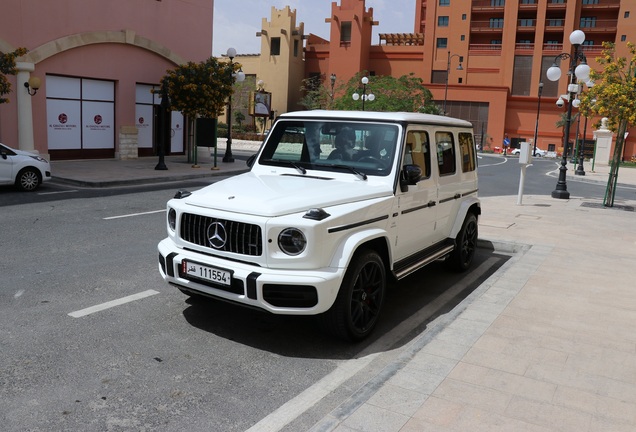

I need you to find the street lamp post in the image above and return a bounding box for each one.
[330,73,336,106]
[223,47,245,163]
[154,86,169,171]
[533,82,543,156]
[443,52,463,116]
[546,30,590,199]
[352,76,375,111]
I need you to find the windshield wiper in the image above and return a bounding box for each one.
[313,163,367,180]
[263,159,306,175]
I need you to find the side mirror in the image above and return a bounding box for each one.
[1,151,7,160]
[399,164,422,192]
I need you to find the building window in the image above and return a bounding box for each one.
[270,37,281,55]
[548,19,564,26]
[520,0,536,3]
[293,39,299,57]
[490,18,504,28]
[582,0,598,4]
[461,35,465,41]
[580,17,597,28]
[491,0,505,5]
[625,12,630,18]
[341,21,352,44]
[439,0,450,6]
[519,19,534,27]
[437,38,448,48]
[621,35,627,42]
[462,14,467,20]
[438,16,449,26]
[550,0,564,3]
[491,40,502,45]
[511,55,532,96]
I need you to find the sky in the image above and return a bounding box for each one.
[212,0,416,56]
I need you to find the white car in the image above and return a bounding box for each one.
[511,147,547,157]
[0,143,52,191]
[158,111,481,341]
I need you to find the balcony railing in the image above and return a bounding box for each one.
[472,0,506,11]
[469,44,503,54]
[471,21,505,32]
[581,0,620,9]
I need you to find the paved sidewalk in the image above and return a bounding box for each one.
[50,144,636,431]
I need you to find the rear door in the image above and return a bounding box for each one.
[0,146,16,183]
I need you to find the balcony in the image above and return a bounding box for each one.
[470,21,504,33]
[581,0,620,10]
[546,1,567,11]
[518,0,538,10]
[472,0,505,12]
[469,43,503,55]
[579,19,618,33]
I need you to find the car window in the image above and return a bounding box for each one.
[435,131,456,176]
[404,130,431,179]
[259,120,399,177]
[459,132,476,172]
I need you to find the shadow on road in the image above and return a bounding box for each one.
[180,247,510,360]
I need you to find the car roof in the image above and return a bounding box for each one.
[278,110,473,128]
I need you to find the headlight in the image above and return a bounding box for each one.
[278,228,307,256]
[168,208,177,231]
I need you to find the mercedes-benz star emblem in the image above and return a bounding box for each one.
[207,222,227,249]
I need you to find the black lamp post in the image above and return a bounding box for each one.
[533,82,543,156]
[443,52,463,116]
[352,76,374,111]
[330,73,336,106]
[546,30,590,199]
[223,47,245,163]
[154,86,169,171]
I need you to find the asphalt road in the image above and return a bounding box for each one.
[1,175,508,431]
[3,154,633,430]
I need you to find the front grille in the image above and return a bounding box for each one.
[180,213,263,256]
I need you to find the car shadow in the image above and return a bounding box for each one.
[181,246,510,360]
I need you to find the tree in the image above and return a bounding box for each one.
[332,73,441,114]
[160,56,238,119]
[0,48,28,104]
[299,75,333,110]
[580,42,636,207]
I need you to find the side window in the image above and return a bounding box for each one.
[405,131,431,179]
[459,132,476,172]
[436,131,456,176]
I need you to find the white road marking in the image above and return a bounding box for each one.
[103,209,165,220]
[68,289,160,318]
[244,354,378,432]
[38,190,79,195]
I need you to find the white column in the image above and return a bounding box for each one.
[15,62,37,153]
[593,118,614,166]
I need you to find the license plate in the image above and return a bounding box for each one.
[182,260,231,286]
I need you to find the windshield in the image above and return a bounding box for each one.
[258,120,399,177]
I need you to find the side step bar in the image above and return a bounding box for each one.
[393,241,455,280]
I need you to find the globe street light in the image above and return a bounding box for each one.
[352,76,375,111]
[443,52,463,116]
[223,47,245,163]
[546,30,590,199]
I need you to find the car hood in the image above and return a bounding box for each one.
[184,172,392,217]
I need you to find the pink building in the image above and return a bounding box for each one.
[0,0,213,160]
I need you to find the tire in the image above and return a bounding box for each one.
[447,213,478,272]
[322,249,386,341]
[16,168,41,191]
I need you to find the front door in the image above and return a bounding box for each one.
[392,129,438,262]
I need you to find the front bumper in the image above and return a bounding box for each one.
[158,238,344,315]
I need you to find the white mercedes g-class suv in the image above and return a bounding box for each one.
[158,111,480,341]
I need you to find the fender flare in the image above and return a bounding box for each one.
[449,197,481,239]
[328,228,391,269]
